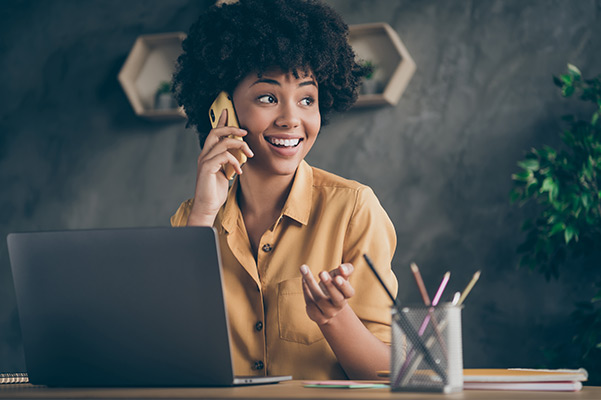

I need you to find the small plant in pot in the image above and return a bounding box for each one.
[360,60,380,95]
[154,80,177,110]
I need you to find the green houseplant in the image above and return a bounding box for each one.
[359,60,380,94]
[511,64,601,384]
[154,80,176,110]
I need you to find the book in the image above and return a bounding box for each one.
[376,368,588,392]
[463,368,588,383]
[0,373,29,384]
[464,381,582,392]
[462,368,587,392]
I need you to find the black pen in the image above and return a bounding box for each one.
[363,254,448,383]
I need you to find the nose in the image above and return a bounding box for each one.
[274,102,300,129]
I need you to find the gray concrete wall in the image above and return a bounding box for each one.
[1,0,600,374]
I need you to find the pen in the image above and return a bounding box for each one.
[363,254,448,383]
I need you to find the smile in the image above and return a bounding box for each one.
[266,137,302,148]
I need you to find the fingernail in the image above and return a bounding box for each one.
[335,276,344,285]
[320,271,330,282]
[340,264,348,274]
[300,265,309,275]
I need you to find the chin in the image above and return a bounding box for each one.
[268,159,302,176]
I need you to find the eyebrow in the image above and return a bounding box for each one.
[250,78,317,88]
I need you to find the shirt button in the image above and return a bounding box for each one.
[253,361,264,370]
[255,321,263,331]
[261,243,273,252]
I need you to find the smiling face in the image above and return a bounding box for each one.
[232,69,321,178]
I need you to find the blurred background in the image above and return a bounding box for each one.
[1,0,601,381]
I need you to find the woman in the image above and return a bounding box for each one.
[170,0,398,380]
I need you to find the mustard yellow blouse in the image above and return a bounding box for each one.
[170,160,398,379]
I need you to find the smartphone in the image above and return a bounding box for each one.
[209,91,248,180]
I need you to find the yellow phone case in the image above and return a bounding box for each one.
[209,91,247,180]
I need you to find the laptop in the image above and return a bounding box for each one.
[7,227,292,387]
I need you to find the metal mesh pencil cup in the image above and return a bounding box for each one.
[390,304,463,393]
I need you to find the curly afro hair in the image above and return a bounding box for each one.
[172,0,367,147]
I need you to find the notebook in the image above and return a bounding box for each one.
[7,227,291,387]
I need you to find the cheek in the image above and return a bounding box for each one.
[307,113,321,139]
[238,108,271,134]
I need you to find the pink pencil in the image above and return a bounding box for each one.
[418,272,450,335]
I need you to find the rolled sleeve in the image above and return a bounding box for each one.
[344,186,397,344]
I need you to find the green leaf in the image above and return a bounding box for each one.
[541,177,559,200]
[562,85,575,97]
[564,225,578,244]
[518,158,540,171]
[549,222,565,236]
[553,75,563,87]
[567,63,582,79]
[581,193,591,210]
[592,111,599,126]
[561,73,573,85]
[512,171,532,182]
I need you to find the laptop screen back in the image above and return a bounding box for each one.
[8,227,236,387]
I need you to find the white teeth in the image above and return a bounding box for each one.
[269,137,300,147]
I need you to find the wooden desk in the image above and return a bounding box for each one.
[0,381,599,400]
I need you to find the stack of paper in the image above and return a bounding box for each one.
[463,368,588,392]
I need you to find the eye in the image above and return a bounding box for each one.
[300,97,315,106]
[258,94,276,104]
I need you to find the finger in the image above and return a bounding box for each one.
[201,151,244,176]
[202,127,248,154]
[302,279,316,304]
[300,265,328,301]
[333,274,355,299]
[336,263,354,280]
[319,271,346,307]
[303,281,329,325]
[200,137,254,166]
[318,281,330,299]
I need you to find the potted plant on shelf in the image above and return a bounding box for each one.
[360,60,380,95]
[154,80,177,110]
[511,64,601,384]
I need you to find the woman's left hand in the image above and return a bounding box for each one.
[300,263,355,326]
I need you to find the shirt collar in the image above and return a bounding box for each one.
[281,159,312,226]
[220,160,313,233]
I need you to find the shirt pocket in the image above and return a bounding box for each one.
[277,278,324,345]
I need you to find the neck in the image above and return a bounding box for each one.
[238,167,296,217]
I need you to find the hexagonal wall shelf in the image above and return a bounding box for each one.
[118,32,187,121]
[349,23,416,107]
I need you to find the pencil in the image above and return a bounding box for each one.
[363,254,397,306]
[410,263,431,305]
[431,271,450,306]
[458,270,481,305]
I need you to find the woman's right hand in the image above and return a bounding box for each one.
[187,109,254,226]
